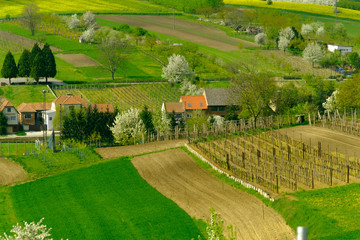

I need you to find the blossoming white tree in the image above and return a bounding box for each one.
[0,218,66,240]
[278,37,290,52]
[301,24,313,36]
[303,42,324,67]
[278,27,294,51]
[67,14,80,29]
[323,90,338,113]
[153,110,170,135]
[161,54,193,83]
[81,11,96,29]
[79,27,95,43]
[110,107,145,145]
[254,32,267,46]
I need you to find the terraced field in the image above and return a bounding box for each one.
[53,83,181,111]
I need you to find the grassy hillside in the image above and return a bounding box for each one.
[3,157,203,239]
[0,85,54,107]
[0,0,171,18]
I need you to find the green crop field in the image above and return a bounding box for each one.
[0,0,171,18]
[1,157,203,240]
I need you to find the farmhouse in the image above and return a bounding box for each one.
[179,95,208,119]
[17,102,51,131]
[161,102,185,121]
[51,93,87,111]
[0,100,19,133]
[89,104,115,113]
[327,44,353,53]
[203,88,237,117]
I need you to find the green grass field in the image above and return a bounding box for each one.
[3,157,203,240]
[0,85,54,107]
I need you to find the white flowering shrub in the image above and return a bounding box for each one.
[316,26,325,35]
[162,54,193,83]
[278,37,290,51]
[303,42,324,66]
[323,90,338,113]
[180,79,202,96]
[208,115,224,130]
[279,27,295,41]
[67,14,79,29]
[301,24,313,35]
[255,32,267,45]
[79,27,94,43]
[81,11,96,29]
[0,218,66,240]
[110,107,145,145]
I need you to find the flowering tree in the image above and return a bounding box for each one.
[322,90,338,113]
[79,27,95,43]
[254,32,267,46]
[278,37,290,52]
[0,218,66,240]
[180,79,203,96]
[301,24,313,36]
[162,54,193,83]
[67,14,80,29]
[278,27,294,51]
[316,26,325,35]
[303,42,324,67]
[81,11,96,29]
[110,107,145,145]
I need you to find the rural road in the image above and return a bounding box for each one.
[132,148,295,240]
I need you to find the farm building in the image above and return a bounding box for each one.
[0,100,19,133]
[161,102,185,121]
[51,93,88,111]
[327,44,353,53]
[89,104,115,113]
[17,102,51,131]
[203,88,237,117]
[179,95,208,119]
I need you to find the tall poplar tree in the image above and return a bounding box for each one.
[42,43,56,82]
[18,49,31,77]
[30,52,45,84]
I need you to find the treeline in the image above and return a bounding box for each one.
[338,0,360,11]
[147,0,223,13]
[271,0,335,6]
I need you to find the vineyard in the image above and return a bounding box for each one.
[53,83,182,111]
[193,127,360,195]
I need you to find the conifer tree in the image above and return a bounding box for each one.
[18,49,31,77]
[1,51,18,85]
[0,111,7,135]
[42,43,56,82]
[30,43,41,67]
[139,105,155,134]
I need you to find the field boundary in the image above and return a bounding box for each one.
[185,143,274,201]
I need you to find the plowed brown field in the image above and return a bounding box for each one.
[98,15,258,51]
[132,149,295,240]
[0,158,26,185]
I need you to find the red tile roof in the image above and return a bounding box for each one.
[0,100,14,111]
[90,104,114,113]
[17,102,51,113]
[180,96,207,110]
[53,94,87,108]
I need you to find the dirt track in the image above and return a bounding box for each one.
[98,15,257,51]
[132,149,295,240]
[0,158,26,185]
[56,53,100,67]
[96,140,187,158]
[277,126,360,156]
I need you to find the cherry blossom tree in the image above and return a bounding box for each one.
[303,42,324,67]
[255,32,267,46]
[161,54,193,83]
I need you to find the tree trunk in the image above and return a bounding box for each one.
[111,71,115,80]
[8,78,11,85]
[46,76,48,83]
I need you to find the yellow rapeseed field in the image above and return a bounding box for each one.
[225,0,360,21]
[0,0,170,18]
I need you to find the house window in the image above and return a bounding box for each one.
[187,113,192,118]
[7,107,11,112]
[10,116,16,121]
[210,106,217,111]
[24,114,32,119]
[69,106,74,110]
[188,103,191,107]
[218,106,226,111]
[200,103,203,107]
[49,117,53,121]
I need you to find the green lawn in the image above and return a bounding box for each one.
[5,157,203,240]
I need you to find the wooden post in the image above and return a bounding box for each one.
[347,165,350,183]
[330,168,333,186]
[276,174,279,193]
[226,153,230,170]
[242,152,245,168]
[257,149,260,166]
[287,145,291,162]
[311,170,314,189]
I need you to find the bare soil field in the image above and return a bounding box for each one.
[277,126,360,156]
[98,15,258,51]
[0,158,26,185]
[56,53,100,67]
[0,31,62,52]
[132,149,295,240]
[96,140,187,158]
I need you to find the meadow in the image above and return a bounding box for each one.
[0,85,54,107]
[2,156,204,239]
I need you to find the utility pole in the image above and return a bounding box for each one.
[335,0,338,23]
[42,90,49,150]
[173,7,175,30]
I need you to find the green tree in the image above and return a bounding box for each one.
[1,51,18,85]
[139,105,155,135]
[30,52,45,84]
[231,68,276,128]
[18,49,31,77]
[186,109,208,132]
[42,43,57,82]
[22,3,39,36]
[30,43,41,67]
[0,111,7,135]
[348,52,360,70]
[337,73,360,108]
[169,111,177,131]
